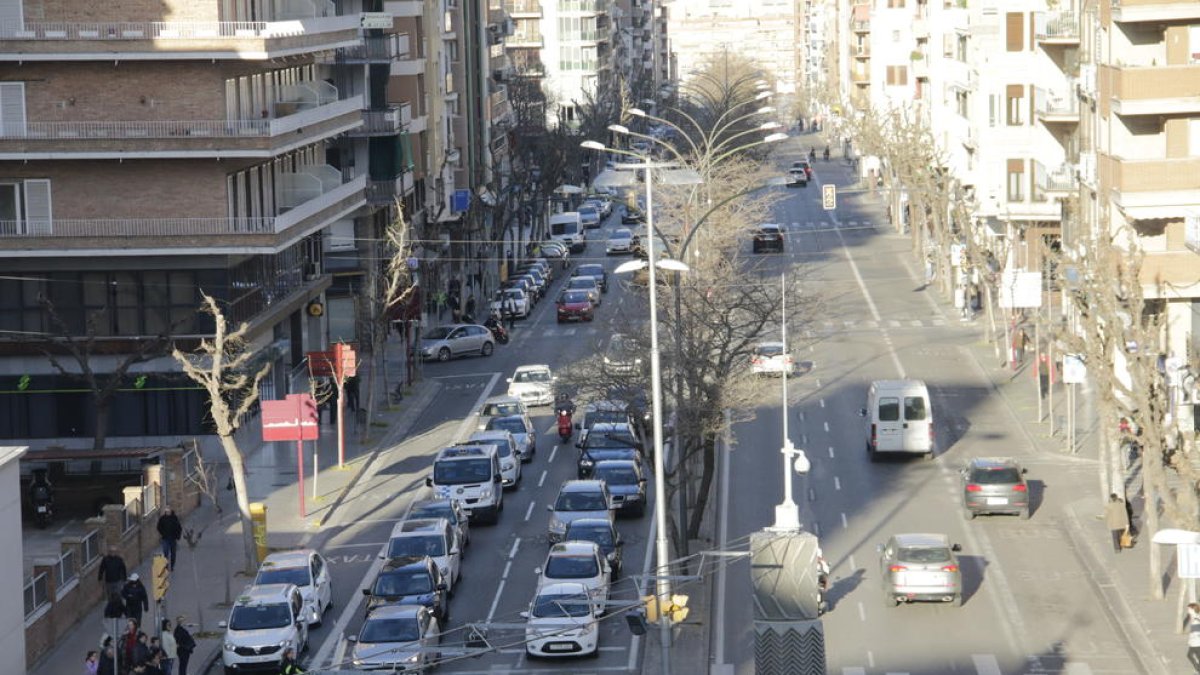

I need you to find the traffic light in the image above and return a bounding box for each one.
[822,184,837,211]
[641,594,690,625]
[667,594,690,624]
[151,554,170,601]
[642,594,658,623]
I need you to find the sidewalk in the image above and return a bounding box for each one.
[830,153,1182,673]
[28,353,441,675]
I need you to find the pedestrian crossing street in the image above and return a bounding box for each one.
[840,653,1099,675]
[528,317,949,339]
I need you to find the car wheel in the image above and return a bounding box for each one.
[963,508,976,521]
[437,347,452,362]
[954,594,963,607]
[1020,508,1031,520]
[481,342,494,356]
[883,593,898,608]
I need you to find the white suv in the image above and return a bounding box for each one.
[219,584,309,673]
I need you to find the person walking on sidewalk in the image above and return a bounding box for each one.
[85,650,100,675]
[156,508,182,571]
[279,647,304,674]
[1105,493,1129,553]
[159,619,178,675]
[1014,327,1028,366]
[173,617,196,675]
[1184,603,1200,671]
[122,573,150,626]
[98,547,127,598]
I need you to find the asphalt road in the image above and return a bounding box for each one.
[711,139,1141,675]
[202,208,657,674]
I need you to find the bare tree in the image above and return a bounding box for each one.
[172,294,270,574]
[36,298,181,449]
[355,205,417,442]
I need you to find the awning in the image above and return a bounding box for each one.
[593,170,638,188]
[1119,204,1200,221]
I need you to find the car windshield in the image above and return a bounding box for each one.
[568,278,596,290]
[578,265,603,276]
[532,593,593,618]
[567,524,614,547]
[898,547,952,564]
[359,617,420,643]
[373,571,434,596]
[555,491,608,511]
[513,370,551,383]
[580,206,598,216]
[255,566,310,587]
[754,344,784,357]
[587,431,638,449]
[545,554,600,579]
[970,467,1021,484]
[388,535,446,559]
[411,504,456,525]
[488,417,527,435]
[609,337,637,356]
[433,458,493,485]
[585,411,627,428]
[228,604,292,631]
[593,465,639,485]
[550,221,579,235]
[423,327,452,340]
[477,440,512,458]
[611,230,632,240]
[482,402,521,417]
[560,291,590,304]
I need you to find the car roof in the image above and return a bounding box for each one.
[381,556,434,573]
[566,517,615,531]
[513,364,551,373]
[411,498,456,511]
[611,228,632,236]
[392,518,449,536]
[560,479,607,493]
[260,550,315,569]
[577,263,603,270]
[969,457,1020,469]
[593,459,640,470]
[483,395,521,405]
[759,223,783,231]
[893,533,950,548]
[569,276,598,284]
[755,341,785,349]
[236,583,296,605]
[591,422,633,432]
[436,444,496,460]
[537,581,591,597]
[470,430,513,441]
[549,541,601,556]
[363,604,422,620]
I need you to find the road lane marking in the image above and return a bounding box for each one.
[834,476,841,491]
[823,421,830,432]
[808,488,815,502]
[849,554,856,570]
[485,579,507,622]
[524,501,535,522]
[828,446,835,457]
[311,540,389,667]
[868,651,875,667]
[549,445,558,463]
[841,513,848,529]
[508,538,521,559]
[455,373,503,441]
[331,635,347,669]
[842,669,866,675]
[819,398,825,408]
[801,434,807,445]
[971,654,1003,675]
[799,412,805,421]
[538,470,547,487]
[501,560,512,580]
[858,602,865,622]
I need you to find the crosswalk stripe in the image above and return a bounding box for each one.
[888,320,901,328]
[1064,664,1093,675]
[971,654,1002,675]
[910,320,922,327]
[841,669,866,675]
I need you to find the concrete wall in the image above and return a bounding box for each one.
[0,447,27,675]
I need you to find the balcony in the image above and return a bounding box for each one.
[1104,154,1200,219]
[507,31,543,47]
[851,20,870,33]
[1077,151,1096,188]
[558,0,605,14]
[1033,85,1079,123]
[0,14,366,61]
[1102,64,1200,116]
[335,33,408,63]
[490,88,514,127]
[1034,160,1077,198]
[506,0,542,16]
[911,57,928,79]
[853,44,870,58]
[851,68,869,84]
[391,47,426,76]
[1109,0,1200,23]
[347,105,404,137]
[1034,10,1079,44]
[366,172,416,205]
[385,0,424,18]
[0,172,367,257]
[0,93,365,160]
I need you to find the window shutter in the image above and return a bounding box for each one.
[1007,158,1024,174]
[898,66,908,86]
[0,82,26,137]
[23,179,51,235]
[1005,13,1023,52]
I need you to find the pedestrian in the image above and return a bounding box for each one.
[464,293,477,324]
[156,507,182,571]
[448,291,461,323]
[98,547,127,598]
[345,376,360,412]
[1186,603,1200,672]
[957,285,970,321]
[142,650,165,675]
[132,631,151,667]
[173,616,195,675]
[103,590,126,620]
[1014,327,1028,366]
[158,619,178,675]
[502,294,517,331]
[279,647,304,674]
[85,650,100,675]
[121,619,139,668]
[98,644,116,675]
[122,573,150,626]
[923,256,935,287]
[1105,493,1129,554]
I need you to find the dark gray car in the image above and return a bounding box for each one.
[590,459,647,517]
[961,457,1029,519]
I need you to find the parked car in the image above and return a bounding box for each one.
[420,324,495,362]
[752,224,785,253]
[960,457,1029,520]
[507,364,556,407]
[879,533,962,607]
[556,290,596,323]
[488,288,530,319]
[750,341,795,376]
[362,556,449,621]
[253,549,332,626]
[348,604,440,671]
[547,480,614,544]
[564,518,624,577]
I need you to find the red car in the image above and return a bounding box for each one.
[556,290,595,323]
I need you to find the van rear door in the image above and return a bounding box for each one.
[901,394,932,452]
[875,396,903,450]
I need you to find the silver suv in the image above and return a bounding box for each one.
[961,457,1029,519]
[546,480,613,544]
[878,533,963,607]
[220,584,309,672]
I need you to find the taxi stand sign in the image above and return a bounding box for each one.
[261,393,319,518]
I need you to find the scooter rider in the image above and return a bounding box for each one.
[555,394,576,441]
[29,468,54,526]
[816,546,831,614]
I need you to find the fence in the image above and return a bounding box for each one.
[53,550,78,598]
[122,498,140,534]
[23,573,49,622]
[79,529,101,568]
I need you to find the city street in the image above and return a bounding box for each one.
[202,208,656,674]
[711,138,1141,674]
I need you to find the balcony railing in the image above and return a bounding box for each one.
[351,107,402,136]
[1034,10,1079,42]
[1035,161,1077,197]
[335,33,408,62]
[506,0,542,14]
[1034,85,1079,119]
[508,31,543,46]
[0,16,359,40]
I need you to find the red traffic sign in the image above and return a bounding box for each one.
[307,343,358,379]
[261,393,319,442]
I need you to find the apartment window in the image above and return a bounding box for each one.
[1006,85,1024,125]
[446,40,459,62]
[1007,159,1025,201]
[1005,13,1024,51]
[988,94,996,126]
[0,179,51,235]
[886,66,909,86]
[887,0,905,7]
[0,82,26,136]
[956,35,968,61]
[957,91,969,118]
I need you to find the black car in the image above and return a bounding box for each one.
[753,224,785,253]
[362,556,450,621]
[590,459,647,517]
[564,518,624,577]
[573,263,609,293]
[577,423,644,479]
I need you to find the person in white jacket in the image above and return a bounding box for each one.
[159,619,178,675]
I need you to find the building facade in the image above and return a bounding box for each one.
[665,0,800,95]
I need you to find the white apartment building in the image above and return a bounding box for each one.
[665,0,800,94]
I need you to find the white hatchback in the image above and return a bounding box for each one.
[606,228,634,255]
[253,550,332,626]
[750,341,795,376]
[536,541,611,614]
[523,582,600,658]
[507,364,555,407]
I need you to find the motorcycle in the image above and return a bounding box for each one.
[484,317,510,344]
[816,553,831,615]
[30,474,53,529]
[555,395,575,443]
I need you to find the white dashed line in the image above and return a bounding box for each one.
[508,538,521,559]
[828,446,835,458]
[524,501,535,522]
[538,470,547,487]
[548,445,558,463]
[501,560,512,580]
[823,421,830,432]
[858,602,866,622]
[834,476,841,491]
[841,512,848,529]
[819,398,826,408]
[849,554,856,570]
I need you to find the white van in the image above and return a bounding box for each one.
[861,379,934,460]
[549,212,586,253]
[426,445,504,523]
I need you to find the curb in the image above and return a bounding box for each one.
[316,379,443,527]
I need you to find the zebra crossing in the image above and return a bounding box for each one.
[840,653,1097,675]
[523,317,951,340]
[785,220,878,233]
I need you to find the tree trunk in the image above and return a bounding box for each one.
[687,434,717,539]
[1146,475,1163,599]
[218,434,259,574]
[360,346,379,443]
[93,396,112,450]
